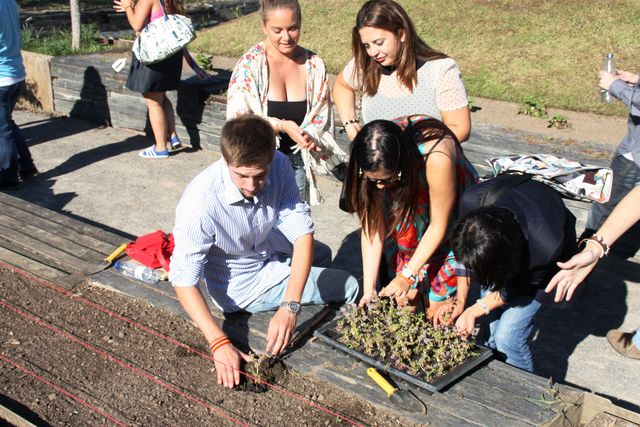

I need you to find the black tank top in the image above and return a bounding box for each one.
[267,100,307,153]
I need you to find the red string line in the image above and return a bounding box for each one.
[0,261,365,427]
[0,298,249,427]
[0,352,129,427]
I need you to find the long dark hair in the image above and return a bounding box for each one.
[351,0,448,96]
[344,116,456,238]
[452,206,526,289]
[162,0,184,15]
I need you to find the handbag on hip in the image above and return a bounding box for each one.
[132,0,196,65]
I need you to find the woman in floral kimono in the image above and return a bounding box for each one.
[343,115,478,317]
[226,0,344,204]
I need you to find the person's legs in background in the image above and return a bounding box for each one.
[606,327,640,360]
[243,266,359,313]
[287,152,307,202]
[9,82,36,179]
[140,91,169,158]
[0,82,23,188]
[162,95,181,149]
[479,289,542,372]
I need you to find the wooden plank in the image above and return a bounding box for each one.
[0,204,118,256]
[0,237,76,275]
[0,193,134,247]
[0,247,67,283]
[0,214,106,263]
[0,223,97,274]
[448,375,552,423]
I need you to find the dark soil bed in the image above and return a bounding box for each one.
[0,265,408,426]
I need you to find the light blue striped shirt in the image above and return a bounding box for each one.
[169,152,314,312]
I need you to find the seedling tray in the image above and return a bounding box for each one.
[314,318,493,393]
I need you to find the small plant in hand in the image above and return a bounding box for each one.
[336,299,478,382]
[548,113,572,129]
[518,95,548,118]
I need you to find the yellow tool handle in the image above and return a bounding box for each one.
[367,367,397,397]
[104,243,128,264]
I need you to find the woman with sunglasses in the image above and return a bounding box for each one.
[333,0,470,143]
[343,115,478,316]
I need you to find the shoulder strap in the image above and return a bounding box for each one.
[478,173,532,207]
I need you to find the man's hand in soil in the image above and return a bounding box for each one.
[265,308,297,356]
[213,344,252,388]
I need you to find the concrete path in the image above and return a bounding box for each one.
[9,109,640,412]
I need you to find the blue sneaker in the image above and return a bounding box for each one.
[169,134,182,150]
[139,146,169,158]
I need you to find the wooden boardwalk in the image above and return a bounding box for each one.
[0,190,616,426]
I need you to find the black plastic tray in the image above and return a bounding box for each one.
[313,318,493,393]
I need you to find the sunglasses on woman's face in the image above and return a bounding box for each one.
[359,169,402,186]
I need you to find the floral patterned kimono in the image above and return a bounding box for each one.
[385,115,479,301]
[226,42,347,205]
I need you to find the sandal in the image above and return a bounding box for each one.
[139,146,169,158]
[169,134,182,150]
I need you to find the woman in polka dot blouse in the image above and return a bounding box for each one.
[333,0,471,143]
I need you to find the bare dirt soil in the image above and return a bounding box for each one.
[0,265,409,426]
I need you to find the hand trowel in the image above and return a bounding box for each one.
[367,367,426,414]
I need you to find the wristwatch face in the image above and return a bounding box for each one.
[283,301,300,314]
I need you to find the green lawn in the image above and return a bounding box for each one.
[191,0,639,116]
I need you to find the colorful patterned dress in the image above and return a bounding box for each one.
[384,115,479,301]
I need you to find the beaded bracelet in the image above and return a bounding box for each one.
[343,118,359,128]
[208,336,231,355]
[579,235,610,259]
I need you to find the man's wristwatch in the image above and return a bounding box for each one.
[280,301,301,315]
[401,265,418,289]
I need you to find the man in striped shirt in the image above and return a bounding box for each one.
[169,115,359,388]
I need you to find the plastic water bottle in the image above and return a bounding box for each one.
[601,53,616,103]
[114,261,161,284]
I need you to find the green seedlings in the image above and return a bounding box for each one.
[548,113,572,129]
[196,53,213,71]
[518,96,548,118]
[337,299,478,382]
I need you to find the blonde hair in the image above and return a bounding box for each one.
[259,0,301,23]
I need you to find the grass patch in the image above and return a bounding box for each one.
[21,22,113,56]
[190,0,637,116]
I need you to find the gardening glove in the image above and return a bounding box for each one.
[265,308,297,356]
[212,344,252,388]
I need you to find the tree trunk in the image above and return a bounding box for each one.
[70,0,81,50]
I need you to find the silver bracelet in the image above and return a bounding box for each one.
[476,299,490,315]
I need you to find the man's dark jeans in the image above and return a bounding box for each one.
[0,80,35,186]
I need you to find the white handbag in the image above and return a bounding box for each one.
[132,0,196,65]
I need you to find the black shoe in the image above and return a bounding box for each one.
[20,167,39,180]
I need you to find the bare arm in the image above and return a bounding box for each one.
[440,106,471,143]
[113,0,153,32]
[174,286,250,388]
[546,185,640,301]
[332,73,361,140]
[359,221,384,307]
[265,233,313,355]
